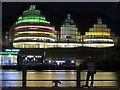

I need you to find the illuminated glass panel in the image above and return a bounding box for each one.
[0,55,17,65]
[84,43,114,48]
[15,26,57,33]
[14,37,56,41]
[16,19,50,24]
[21,16,46,20]
[15,31,56,37]
[85,32,110,36]
[13,42,82,48]
[84,39,114,42]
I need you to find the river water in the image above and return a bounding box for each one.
[0,70,118,87]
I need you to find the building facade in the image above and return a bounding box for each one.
[8,5,57,48]
[6,5,116,48]
[83,18,115,48]
[2,5,119,66]
[60,14,80,42]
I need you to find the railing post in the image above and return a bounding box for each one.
[76,65,81,88]
[22,64,27,88]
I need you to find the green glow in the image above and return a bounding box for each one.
[16,5,51,25]
[29,5,36,10]
[16,19,50,24]
[18,16,45,20]
[23,7,40,16]
[0,52,18,55]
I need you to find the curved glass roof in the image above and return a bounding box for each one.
[16,5,50,24]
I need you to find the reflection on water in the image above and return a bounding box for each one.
[0,70,118,87]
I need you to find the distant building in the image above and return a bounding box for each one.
[83,18,115,48]
[6,5,117,48]
[8,5,57,48]
[60,14,80,42]
[2,5,119,66]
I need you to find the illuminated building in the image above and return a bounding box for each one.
[0,49,19,65]
[9,5,57,48]
[6,5,115,48]
[60,14,79,42]
[2,5,118,66]
[7,5,82,48]
[83,18,115,48]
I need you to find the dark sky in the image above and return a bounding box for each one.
[2,2,120,36]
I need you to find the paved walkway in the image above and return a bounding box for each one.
[1,87,120,90]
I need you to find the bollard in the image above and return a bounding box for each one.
[76,65,81,88]
[22,65,27,88]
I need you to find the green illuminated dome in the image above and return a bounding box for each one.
[16,5,50,24]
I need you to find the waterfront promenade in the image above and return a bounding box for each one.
[1,69,120,90]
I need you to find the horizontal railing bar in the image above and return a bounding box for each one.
[1,70,118,72]
[1,79,118,81]
[28,70,77,72]
[2,80,22,81]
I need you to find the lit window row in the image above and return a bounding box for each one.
[15,34,56,39]
[93,24,107,28]
[83,39,114,42]
[15,31,56,37]
[89,28,110,32]
[13,42,82,48]
[18,16,45,20]
[29,28,38,29]
[12,42,114,48]
[16,19,50,24]
[85,32,110,36]
[62,25,77,27]
[83,43,114,48]
[15,26,57,33]
[13,37,56,42]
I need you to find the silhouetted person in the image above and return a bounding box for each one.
[85,56,96,88]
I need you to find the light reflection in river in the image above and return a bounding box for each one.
[1,70,118,87]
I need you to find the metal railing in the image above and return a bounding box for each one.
[1,66,119,88]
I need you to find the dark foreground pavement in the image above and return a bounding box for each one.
[1,87,120,90]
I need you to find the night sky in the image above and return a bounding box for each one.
[2,2,120,36]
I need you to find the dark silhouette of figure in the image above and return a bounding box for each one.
[52,80,61,87]
[85,56,96,88]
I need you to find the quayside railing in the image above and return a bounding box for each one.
[1,66,119,88]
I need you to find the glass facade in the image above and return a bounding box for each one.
[0,54,17,65]
[60,14,79,42]
[83,18,115,48]
[9,5,57,48]
[7,5,115,48]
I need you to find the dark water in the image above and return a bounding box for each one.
[0,70,118,87]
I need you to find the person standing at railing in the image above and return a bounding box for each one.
[85,56,97,88]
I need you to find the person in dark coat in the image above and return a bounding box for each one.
[85,56,96,88]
